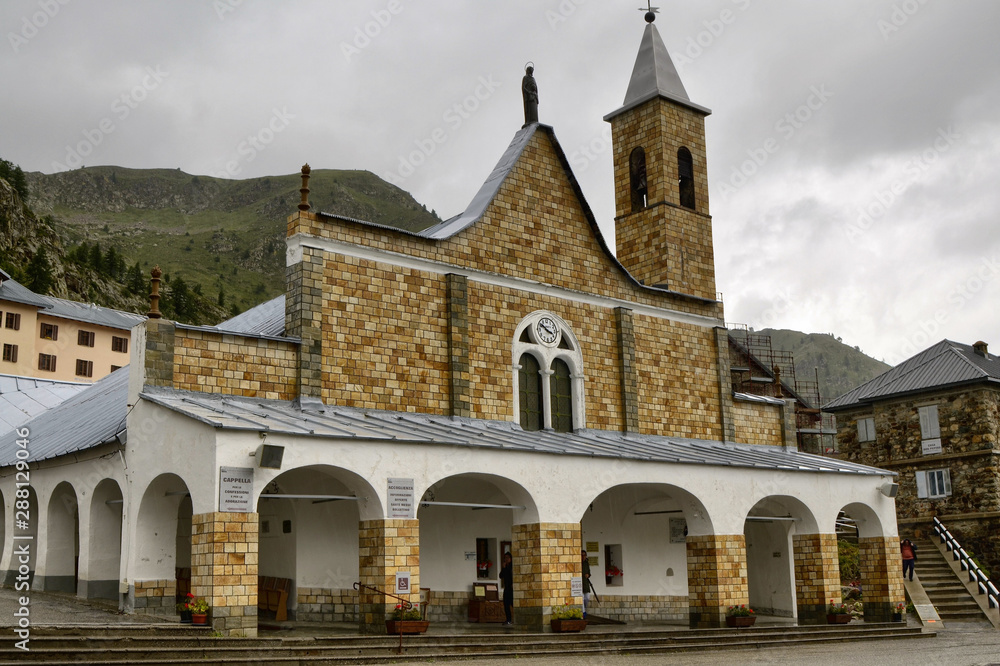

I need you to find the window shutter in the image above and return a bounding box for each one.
[919,405,940,439]
[943,469,952,496]
[915,471,928,499]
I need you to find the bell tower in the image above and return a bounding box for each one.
[604,12,716,301]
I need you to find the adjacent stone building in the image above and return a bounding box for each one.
[825,339,1000,575]
[0,14,904,637]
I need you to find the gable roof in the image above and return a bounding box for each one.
[140,385,889,477]
[315,123,717,305]
[0,365,128,467]
[214,295,286,337]
[824,339,1000,411]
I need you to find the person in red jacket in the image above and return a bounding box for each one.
[901,538,917,581]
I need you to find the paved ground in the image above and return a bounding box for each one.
[3,588,999,664]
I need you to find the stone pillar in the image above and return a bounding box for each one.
[285,244,324,401]
[713,327,736,441]
[358,519,420,634]
[144,318,175,388]
[859,536,905,622]
[191,512,259,637]
[793,533,841,624]
[512,523,581,632]
[446,274,471,418]
[615,307,640,433]
[686,534,748,628]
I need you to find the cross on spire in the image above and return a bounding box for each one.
[639,1,659,23]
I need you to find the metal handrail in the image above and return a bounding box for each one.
[353,582,415,654]
[933,517,999,610]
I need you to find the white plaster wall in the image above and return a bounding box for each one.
[89,480,123,583]
[294,499,359,591]
[44,482,77,579]
[746,520,795,616]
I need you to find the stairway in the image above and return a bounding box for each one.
[912,537,990,622]
[0,622,928,665]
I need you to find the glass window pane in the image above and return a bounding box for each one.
[519,354,542,431]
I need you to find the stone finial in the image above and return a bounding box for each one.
[522,63,538,127]
[298,163,311,211]
[148,265,162,319]
[772,365,783,398]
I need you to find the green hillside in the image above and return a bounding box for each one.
[758,328,891,405]
[23,166,442,319]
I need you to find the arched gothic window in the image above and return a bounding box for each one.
[677,147,695,210]
[629,147,648,212]
[518,353,543,431]
[512,313,585,432]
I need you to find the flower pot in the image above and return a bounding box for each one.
[726,615,756,628]
[827,613,851,624]
[892,612,903,623]
[178,610,192,624]
[191,613,208,626]
[550,619,587,633]
[386,620,429,634]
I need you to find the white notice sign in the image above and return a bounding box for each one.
[922,438,942,455]
[396,571,411,594]
[219,466,254,513]
[570,576,583,597]
[388,477,415,519]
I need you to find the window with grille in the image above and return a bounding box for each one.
[2,344,17,363]
[5,312,20,330]
[513,313,585,433]
[78,330,95,347]
[112,336,128,353]
[40,322,58,340]
[916,469,951,499]
[75,359,93,377]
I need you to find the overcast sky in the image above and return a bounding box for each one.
[2,0,999,366]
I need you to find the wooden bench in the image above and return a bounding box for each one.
[257,576,292,622]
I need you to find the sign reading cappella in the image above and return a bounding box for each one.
[219,466,254,513]
[388,477,415,519]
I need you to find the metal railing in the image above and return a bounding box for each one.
[932,517,999,610]
[353,582,415,654]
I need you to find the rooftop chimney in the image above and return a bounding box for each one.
[973,340,989,358]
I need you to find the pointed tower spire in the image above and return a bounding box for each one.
[607,18,710,122]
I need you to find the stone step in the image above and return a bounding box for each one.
[0,625,928,664]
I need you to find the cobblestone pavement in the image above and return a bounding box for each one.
[3,589,998,664]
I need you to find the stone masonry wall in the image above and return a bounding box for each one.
[858,536,905,623]
[686,534,748,628]
[358,519,420,634]
[191,512,259,637]
[173,328,298,400]
[792,533,841,624]
[296,587,359,622]
[132,579,176,616]
[731,398,785,446]
[512,523,581,631]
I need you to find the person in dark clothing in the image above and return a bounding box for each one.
[901,538,917,581]
[581,549,591,618]
[500,552,514,625]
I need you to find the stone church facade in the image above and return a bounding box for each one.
[0,16,904,636]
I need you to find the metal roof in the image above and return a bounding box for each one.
[604,21,711,122]
[0,366,128,467]
[37,293,146,330]
[824,339,1000,411]
[139,386,889,477]
[0,276,145,330]
[0,276,49,308]
[0,374,89,436]
[214,295,286,337]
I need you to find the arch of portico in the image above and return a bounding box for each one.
[42,481,78,594]
[88,478,124,600]
[841,501,905,622]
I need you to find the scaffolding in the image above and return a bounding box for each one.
[728,325,838,456]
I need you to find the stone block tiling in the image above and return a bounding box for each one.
[191,511,260,637]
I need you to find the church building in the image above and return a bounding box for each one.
[0,14,904,636]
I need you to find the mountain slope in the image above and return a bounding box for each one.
[759,328,891,405]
